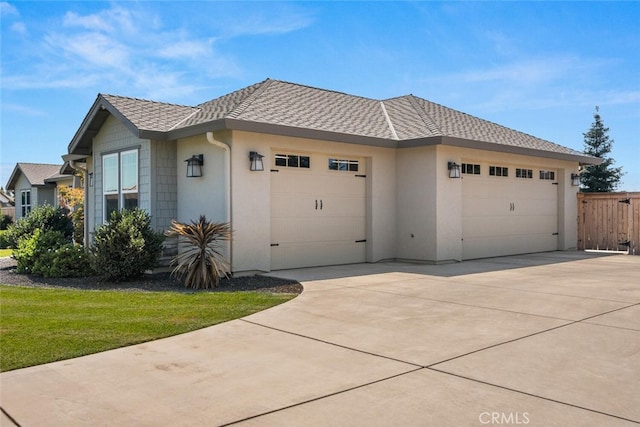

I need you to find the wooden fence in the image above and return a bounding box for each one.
[577,192,640,255]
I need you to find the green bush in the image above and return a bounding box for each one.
[91,209,164,282]
[0,230,10,249]
[13,229,93,278]
[0,214,13,230]
[6,205,73,248]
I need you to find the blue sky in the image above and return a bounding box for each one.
[1,1,639,190]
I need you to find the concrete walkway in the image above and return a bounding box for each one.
[1,251,639,426]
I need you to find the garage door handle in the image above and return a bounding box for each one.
[320,200,323,210]
[315,200,318,210]
[355,239,367,243]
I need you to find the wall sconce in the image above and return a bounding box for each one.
[185,154,204,178]
[571,173,580,186]
[448,162,461,179]
[89,173,94,187]
[249,151,264,171]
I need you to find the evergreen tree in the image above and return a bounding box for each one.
[580,106,623,192]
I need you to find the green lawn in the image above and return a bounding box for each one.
[0,285,296,372]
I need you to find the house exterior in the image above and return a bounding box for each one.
[5,163,79,220]
[65,79,598,274]
[0,188,15,220]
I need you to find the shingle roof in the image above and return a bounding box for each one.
[73,79,590,161]
[5,163,70,190]
[100,95,198,132]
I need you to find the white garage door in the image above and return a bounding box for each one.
[462,167,558,260]
[271,154,367,270]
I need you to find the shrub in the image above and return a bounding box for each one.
[6,205,73,248]
[91,209,164,282]
[165,216,231,289]
[0,214,13,230]
[0,230,10,249]
[14,229,67,274]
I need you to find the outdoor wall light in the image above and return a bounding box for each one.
[185,154,204,178]
[249,151,264,171]
[571,173,580,186]
[448,162,461,179]
[89,173,94,187]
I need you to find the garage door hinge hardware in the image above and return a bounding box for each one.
[552,232,559,235]
[270,169,279,173]
[355,239,367,243]
[552,182,558,185]
[355,174,366,178]
[620,240,631,247]
[270,243,279,247]
[619,198,631,204]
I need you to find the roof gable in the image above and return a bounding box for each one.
[6,163,65,190]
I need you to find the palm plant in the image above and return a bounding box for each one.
[166,216,232,289]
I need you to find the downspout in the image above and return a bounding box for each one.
[206,132,232,269]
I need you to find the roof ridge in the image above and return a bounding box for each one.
[405,95,444,136]
[269,78,378,102]
[227,78,274,119]
[379,101,399,140]
[17,162,62,166]
[100,93,194,108]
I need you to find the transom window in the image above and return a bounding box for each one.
[329,158,359,172]
[461,163,481,175]
[20,190,31,217]
[516,168,533,179]
[103,149,138,220]
[489,166,509,177]
[275,154,310,168]
[539,170,555,180]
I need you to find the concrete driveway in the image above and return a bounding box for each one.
[1,251,639,426]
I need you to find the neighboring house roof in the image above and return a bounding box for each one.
[0,190,14,207]
[68,78,597,164]
[5,163,70,191]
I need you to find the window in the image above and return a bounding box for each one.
[329,158,359,172]
[461,163,481,175]
[103,149,138,220]
[20,190,31,217]
[539,170,556,180]
[516,168,533,179]
[275,154,310,168]
[489,166,509,177]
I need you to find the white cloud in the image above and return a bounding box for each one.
[158,39,215,59]
[10,21,26,34]
[1,103,47,116]
[0,2,18,17]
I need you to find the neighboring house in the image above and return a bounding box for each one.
[65,78,598,273]
[5,163,79,220]
[0,188,15,220]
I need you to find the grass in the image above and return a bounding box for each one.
[0,248,12,257]
[0,285,296,372]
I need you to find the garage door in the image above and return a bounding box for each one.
[462,166,558,260]
[271,154,366,270]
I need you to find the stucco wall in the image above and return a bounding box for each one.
[228,131,397,273]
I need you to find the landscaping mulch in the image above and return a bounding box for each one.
[0,257,302,294]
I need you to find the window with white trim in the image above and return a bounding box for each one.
[103,149,138,220]
[20,190,31,217]
[539,170,556,180]
[516,168,533,179]
[461,163,481,175]
[328,158,359,172]
[274,154,310,168]
[489,166,509,177]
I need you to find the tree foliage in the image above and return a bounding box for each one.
[580,107,624,192]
